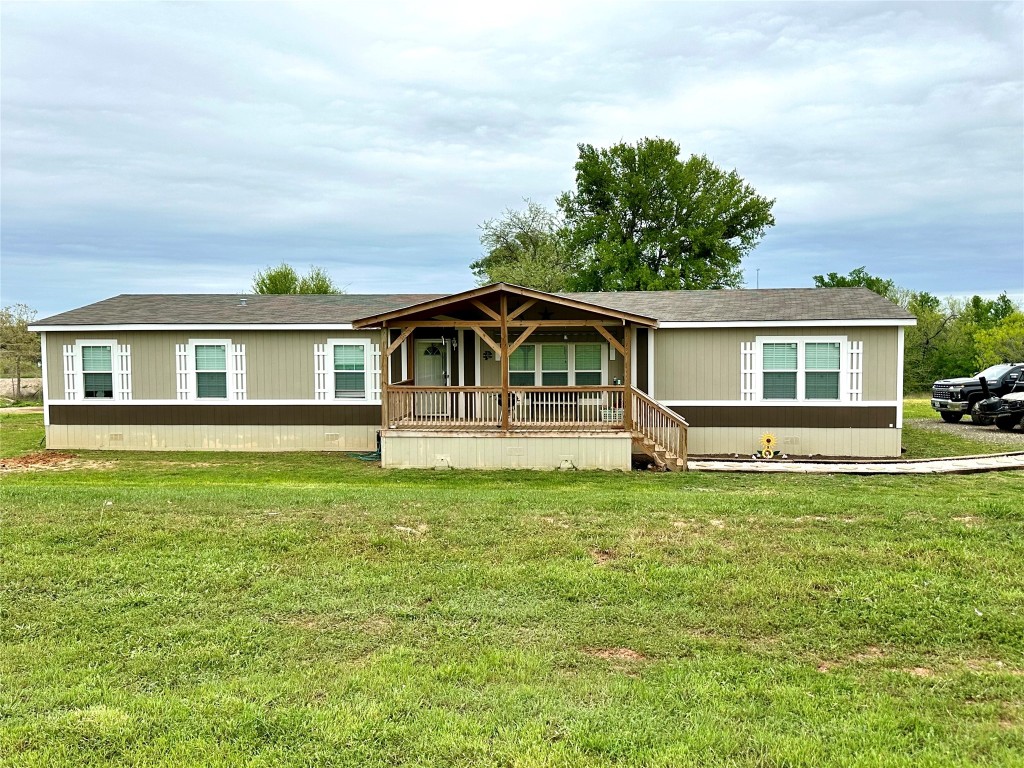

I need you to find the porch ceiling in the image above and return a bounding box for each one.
[351,282,659,329]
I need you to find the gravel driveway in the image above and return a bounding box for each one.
[906,418,1024,448]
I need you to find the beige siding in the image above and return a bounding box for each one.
[46,424,377,451]
[686,426,901,458]
[382,432,632,470]
[45,330,378,400]
[653,326,899,401]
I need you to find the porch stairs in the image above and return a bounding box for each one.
[630,387,689,471]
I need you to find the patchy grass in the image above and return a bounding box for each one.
[900,424,1017,460]
[904,393,939,420]
[1,412,1023,765]
[0,411,46,457]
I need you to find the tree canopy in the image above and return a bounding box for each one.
[0,303,41,398]
[811,267,1022,391]
[251,264,343,294]
[557,138,775,291]
[470,200,571,292]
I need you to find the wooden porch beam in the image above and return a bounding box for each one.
[506,299,536,321]
[386,326,416,357]
[389,318,629,329]
[470,325,501,357]
[622,323,632,432]
[471,299,501,321]
[507,324,538,355]
[500,294,509,432]
[380,327,390,429]
[592,323,626,357]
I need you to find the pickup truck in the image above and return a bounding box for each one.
[931,363,1024,424]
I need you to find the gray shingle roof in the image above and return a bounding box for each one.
[33,287,913,327]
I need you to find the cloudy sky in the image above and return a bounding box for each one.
[2,1,1022,317]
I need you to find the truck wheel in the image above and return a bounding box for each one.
[970,402,994,426]
[940,412,963,423]
[995,415,1020,432]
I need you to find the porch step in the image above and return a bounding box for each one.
[632,433,685,472]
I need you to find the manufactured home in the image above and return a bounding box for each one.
[31,283,915,469]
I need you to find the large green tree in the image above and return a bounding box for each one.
[251,264,343,294]
[557,138,775,291]
[470,200,571,292]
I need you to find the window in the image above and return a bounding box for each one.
[65,339,128,401]
[334,344,366,398]
[804,342,840,399]
[763,342,797,399]
[177,339,244,401]
[574,343,602,386]
[509,344,536,386]
[195,344,228,398]
[754,337,847,401]
[81,344,114,398]
[541,345,569,386]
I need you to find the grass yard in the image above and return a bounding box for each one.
[1,412,1023,766]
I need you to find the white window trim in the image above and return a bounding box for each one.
[327,338,375,401]
[754,336,848,402]
[183,338,242,401]
[74,339,121,401]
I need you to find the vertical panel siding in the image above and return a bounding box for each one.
[654,327,899,401]
[45,330,380,400]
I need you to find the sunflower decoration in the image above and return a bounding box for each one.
[759,432,778,459]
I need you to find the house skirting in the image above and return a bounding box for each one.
[44,424,378,452]
[686,426,901,458]
[381,430,633,470]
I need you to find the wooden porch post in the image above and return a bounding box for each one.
[500,294,509,432]
[380,325,390,429]
[622,322,632,432]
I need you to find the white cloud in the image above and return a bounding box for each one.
[1,1,1021,315]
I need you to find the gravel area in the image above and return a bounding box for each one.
[906,418,1024,448]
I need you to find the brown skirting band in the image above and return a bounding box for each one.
[50,404,382,426]
[669,405,897,429]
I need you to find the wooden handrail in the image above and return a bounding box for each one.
[631,386,688,468]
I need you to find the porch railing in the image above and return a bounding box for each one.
[631,386,688,463]
[385,386,626,430]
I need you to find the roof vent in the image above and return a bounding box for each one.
[239,298,248,307]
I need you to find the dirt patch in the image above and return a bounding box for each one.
[907,666,936,677]
[584,647,645,661]
[393,523,429,535]
[591,548,616,565]
[0,452,115,473]
[952,516,979,526]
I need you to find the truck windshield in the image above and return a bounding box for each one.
[975,364,1013,379]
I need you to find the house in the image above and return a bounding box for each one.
[30,283,916,469]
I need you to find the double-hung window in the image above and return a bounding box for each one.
[574,344,602,385]
[195,344,228,398]
[509,344,536,386]
[334,344,367,398]
[64,339,129,400]
[757,337,845,401]
[177,339,245,401]
[81,344,114,399]
[541,345,569,386]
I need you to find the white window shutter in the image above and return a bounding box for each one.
[848,341,863,401]
[116,344,132,400]
[175,343,191,400]
[370,343,381,400]
[63,344,77,400]
[314,344,329,400]
[741,342,756,401]
[230,343,246,400]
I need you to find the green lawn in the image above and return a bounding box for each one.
[1,412,1022,766]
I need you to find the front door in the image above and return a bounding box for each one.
[415,340,449,416]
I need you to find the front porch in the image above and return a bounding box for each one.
[352,283,688,470]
